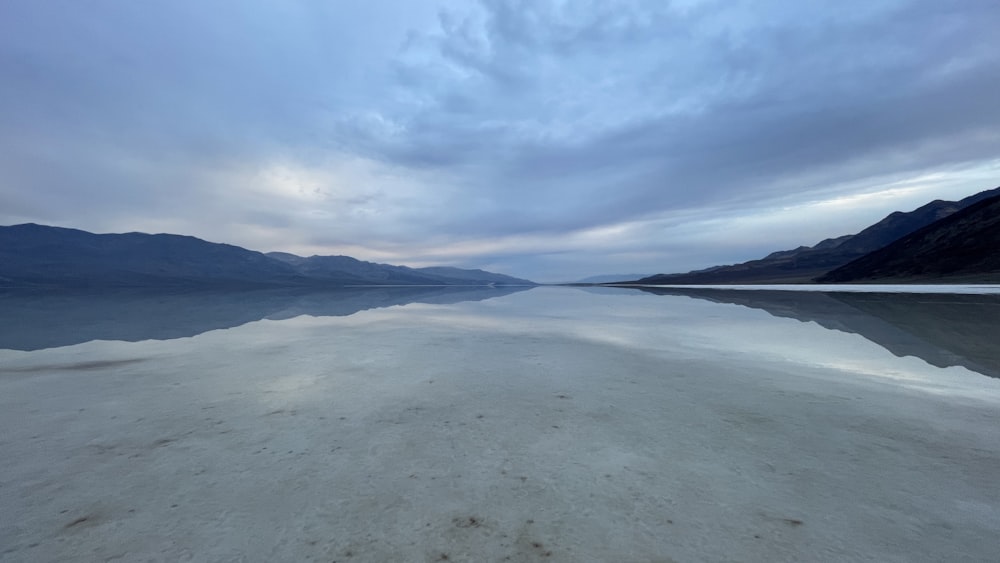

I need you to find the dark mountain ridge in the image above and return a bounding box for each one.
[0,223,534,288]
[632,186,1000,285]
[817,194,1000,283]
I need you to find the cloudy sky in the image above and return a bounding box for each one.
[2,0,998,281]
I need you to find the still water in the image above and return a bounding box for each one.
[2,286,999,562]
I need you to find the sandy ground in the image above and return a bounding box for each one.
[2,287,999,562]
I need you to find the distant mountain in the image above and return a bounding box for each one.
[415,266,531,285]
[575,274,652,284]
[630,186,1000,285]
[0,224,535,288]
[0,224,304,288]
[264,254,532,286]
[817,194,1000,283]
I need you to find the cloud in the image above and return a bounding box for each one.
[1,0,998,281]
[332,1,1000,237]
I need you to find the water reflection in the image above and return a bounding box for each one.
[0,285,531,351]
[637,287,1000,379]
[3,286,1000,562]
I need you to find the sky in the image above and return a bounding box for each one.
[1,0,998,282]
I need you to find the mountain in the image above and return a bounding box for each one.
[414,266,532,285]
[0,224,305,288]
[265,254,531,286]
[0,224,535,288]
[267,253,448,285]
[817,194,1000,283]
[630,186,1000,285]
[575,274,652,284]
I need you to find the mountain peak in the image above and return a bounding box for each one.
[634,186,1000,285]
[817,193,1000,282]
[0,224,535,288]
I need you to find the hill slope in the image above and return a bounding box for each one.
[0,224,534,288]
[817,194,1000,283]
[0,224,305,288]
[633,186,1000,285]
[266,254,532,286]
[576,274,652,284]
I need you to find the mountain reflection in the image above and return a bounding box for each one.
[0,286,531,351]
[638,287,1000,379]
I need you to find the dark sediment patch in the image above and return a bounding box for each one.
[1,358,148,374]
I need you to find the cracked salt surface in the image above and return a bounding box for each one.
[2,286,999,562]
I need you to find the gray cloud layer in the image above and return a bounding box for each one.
[2,0,998,280]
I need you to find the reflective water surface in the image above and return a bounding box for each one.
[2,286,999,562]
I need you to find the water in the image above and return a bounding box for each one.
[2,286,999,562]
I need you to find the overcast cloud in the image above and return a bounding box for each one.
[1,0,998,281]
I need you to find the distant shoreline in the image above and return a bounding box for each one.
[596,283,1000,294]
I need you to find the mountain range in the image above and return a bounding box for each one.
[630,186,1000,285]
[5,185,998,288]
[817,193,1000,282]
[0,224,534,288]
[575,274,653,284]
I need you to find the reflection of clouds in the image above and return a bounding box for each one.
[643,287,1000,383]
[347,288,1000,399]
[804,358,995,401]
[11,286,992,405]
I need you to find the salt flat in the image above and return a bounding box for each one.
[2,286,999,562]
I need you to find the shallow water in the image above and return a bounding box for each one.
[2,286,999,562]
